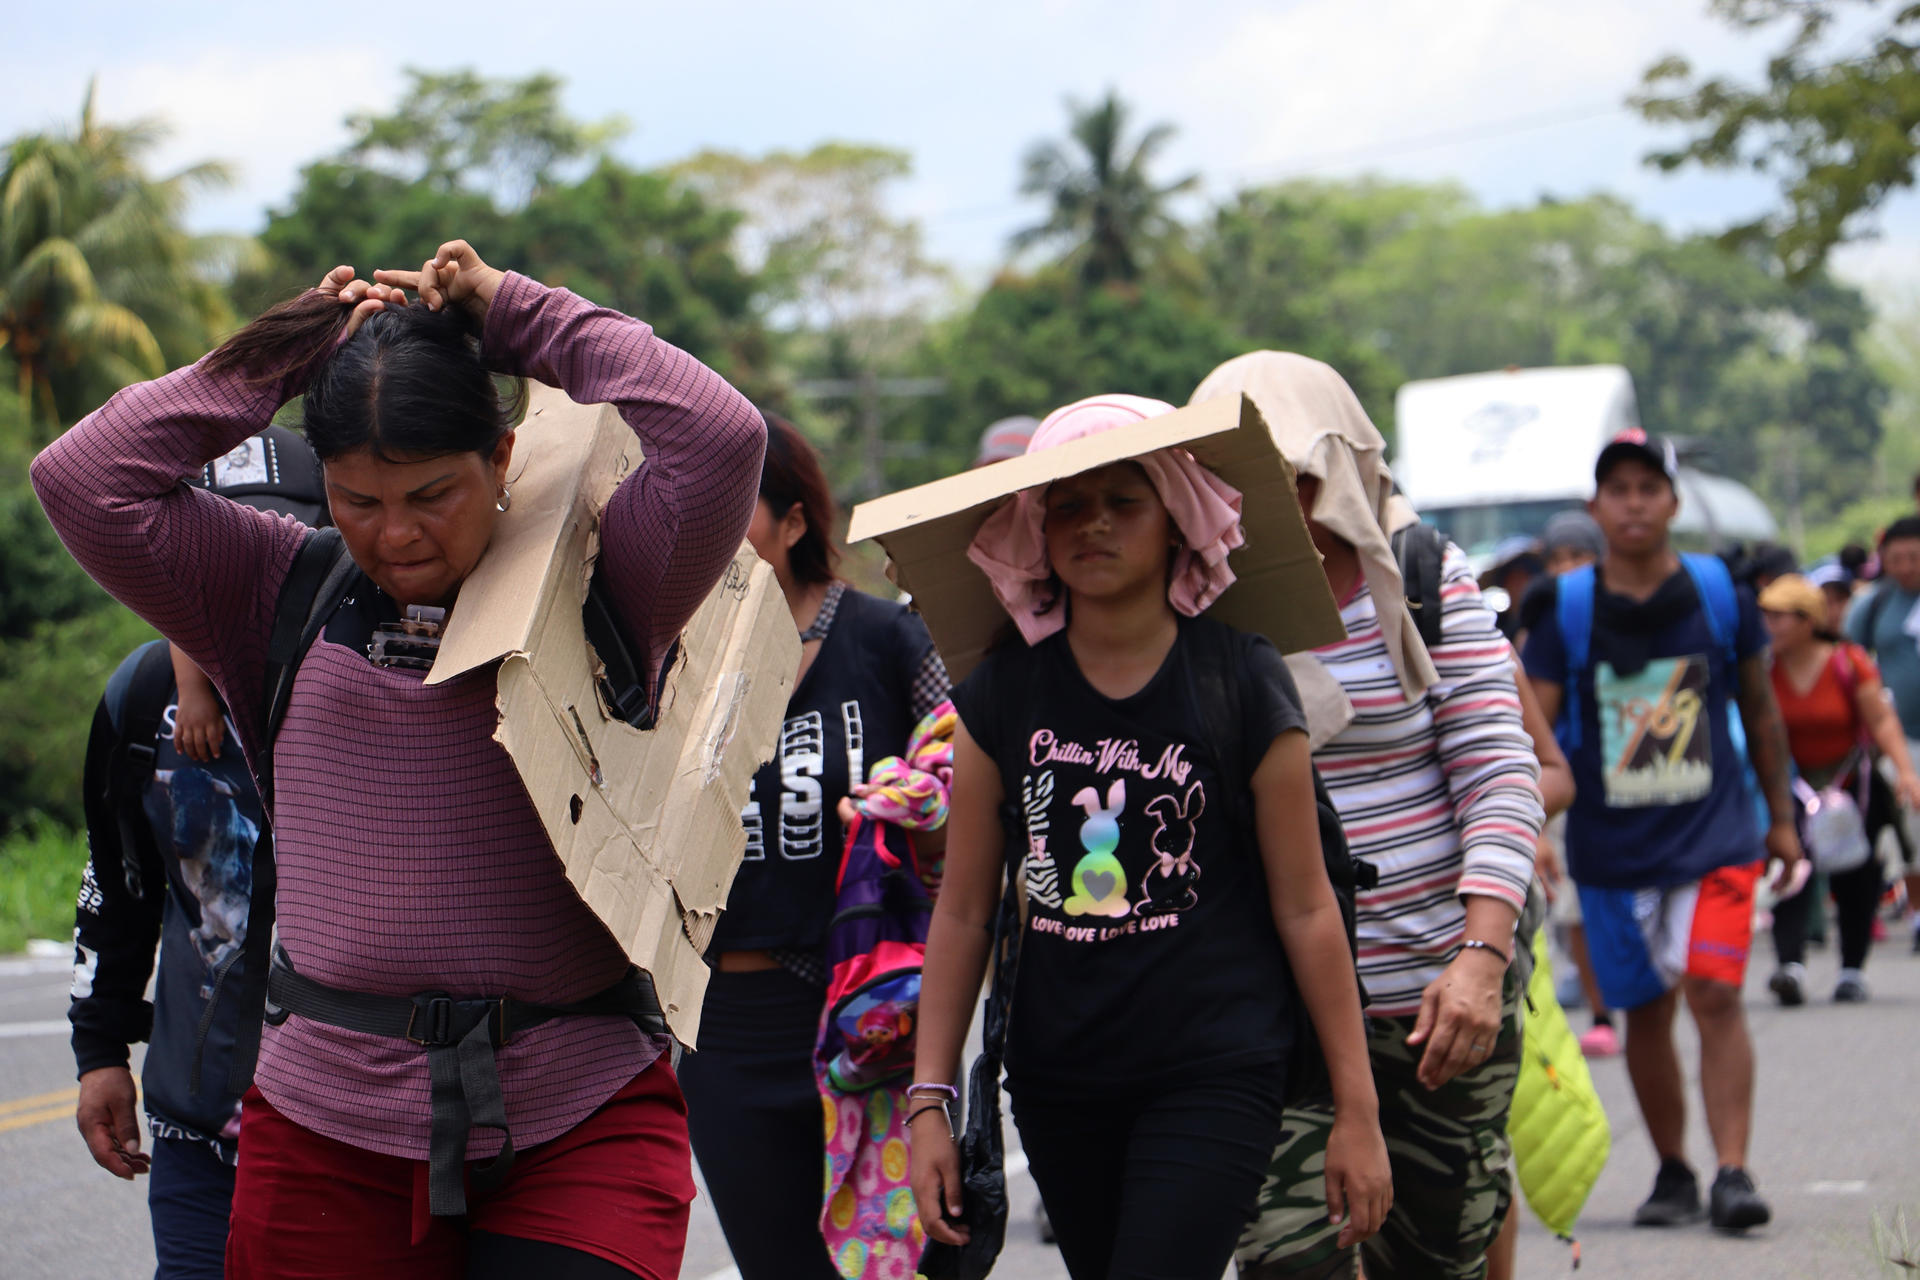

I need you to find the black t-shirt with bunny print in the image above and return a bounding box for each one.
[951,615,1309,1094]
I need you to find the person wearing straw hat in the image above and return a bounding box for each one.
[1759,573,1920,1004]
[908,394,1391,1280]
[1192,352,1546,1280]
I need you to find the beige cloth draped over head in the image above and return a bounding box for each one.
[1190,352,1438,744]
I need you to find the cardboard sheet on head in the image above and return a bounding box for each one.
[426,384,798,1046]
[846,393,1346,683]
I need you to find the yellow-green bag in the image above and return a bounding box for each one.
[1509,931,1609,1249]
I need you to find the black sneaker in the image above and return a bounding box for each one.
[1768,964,1807,1007]
[1634,1159,1703,1226]
[1834,973,1870,1003]
[1709,1166,1772,1231]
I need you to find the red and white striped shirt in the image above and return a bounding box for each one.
[1313,545,1543,1016]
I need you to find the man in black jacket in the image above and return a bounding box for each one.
[69,425,323,1280]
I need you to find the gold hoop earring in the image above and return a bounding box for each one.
[496,485,512,513]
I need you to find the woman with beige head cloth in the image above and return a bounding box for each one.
[1192,352,1545,1280]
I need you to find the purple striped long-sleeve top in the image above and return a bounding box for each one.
[31,273,767,1159]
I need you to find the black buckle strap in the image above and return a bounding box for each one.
[405,993,510,1049]
[266,949,664,1216]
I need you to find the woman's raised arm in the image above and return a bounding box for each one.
[30,346,318,738]
[475,269,765,684]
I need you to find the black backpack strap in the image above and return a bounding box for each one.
[584,572,679,731]
[107,641,179,902]
[1390,522,1446,652]
[225,527,358,1096]
[260,528,359,772]
[1189,621,1252,849]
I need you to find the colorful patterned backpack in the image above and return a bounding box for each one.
[816,703,954,1278]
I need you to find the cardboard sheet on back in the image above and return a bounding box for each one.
[427,385,796,1045]
[846,393,1345,681]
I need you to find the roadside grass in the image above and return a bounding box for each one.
[0,825,83,955]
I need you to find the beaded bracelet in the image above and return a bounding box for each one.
[1458,938,1512,966]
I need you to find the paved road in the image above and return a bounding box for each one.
[3,938,1916,1278]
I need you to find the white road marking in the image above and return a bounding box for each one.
[0,1020,70,1039]
[1807,1180,1869,1195]
[693,1148,1033,1280]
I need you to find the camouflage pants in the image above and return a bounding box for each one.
[1237,974,1523,1280]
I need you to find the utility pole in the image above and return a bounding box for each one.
[857,364,883,502]
[790,376,948,501]
[1783,423,1805,557]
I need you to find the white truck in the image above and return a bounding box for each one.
[1391,364,1777,571]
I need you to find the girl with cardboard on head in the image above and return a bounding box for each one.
[876,393,1390,1280]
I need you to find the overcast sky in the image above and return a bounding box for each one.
[9,0,1920,297]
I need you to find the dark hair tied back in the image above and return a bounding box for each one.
[759,415,840,585]
[205,290,525,462]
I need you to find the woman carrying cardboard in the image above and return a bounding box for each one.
[33,242,765,1279]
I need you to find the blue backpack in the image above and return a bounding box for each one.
[1553,553,1767,830]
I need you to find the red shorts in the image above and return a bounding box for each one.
[226,1059,694,1279]
[1579,860,1764,1009]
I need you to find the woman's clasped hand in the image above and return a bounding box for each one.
[316,238,508,334]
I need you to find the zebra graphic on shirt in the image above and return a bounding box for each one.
[1022,771,1063,909]
[842,701,866,789]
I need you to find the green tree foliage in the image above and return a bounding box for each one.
[674,143,947,497]
[246,70,767,389]
[1636,0,1920,279]
[1200,179,1474,422]
[1195,179,1884,533]
[0,87,233,834]
[0,595,154,836]
[1013,90,1199,287]
[0,380,156,835]
[894,270,1243,480]
[343,69,628,207]
[1,83,246,437]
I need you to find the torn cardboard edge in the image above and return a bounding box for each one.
[846,393,1345,684]
[429,385,797,1046]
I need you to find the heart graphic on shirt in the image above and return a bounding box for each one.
[1081,871,1117,901]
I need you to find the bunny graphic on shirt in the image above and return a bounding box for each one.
[1062,779,1133,918]
[1137,781,1205,915]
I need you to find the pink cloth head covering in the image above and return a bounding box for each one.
[965,394,1245,645]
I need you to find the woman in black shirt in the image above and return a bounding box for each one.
[909,395,1389,1280]
[678,417,949,1279]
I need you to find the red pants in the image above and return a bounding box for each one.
[226,1060,695,1279]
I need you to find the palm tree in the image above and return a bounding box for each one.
[0,82,251,437]
[1012,90,1199,288]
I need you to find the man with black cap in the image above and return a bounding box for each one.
[68,425,325,1280]
[1522,429,1802,1234]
